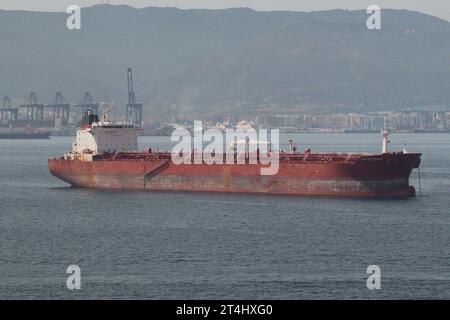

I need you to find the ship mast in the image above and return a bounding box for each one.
[381,129,389,154]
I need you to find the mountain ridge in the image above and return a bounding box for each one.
[0,5,449,117]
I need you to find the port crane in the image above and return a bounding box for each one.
[0,96,18,121]
[126,68,143,125]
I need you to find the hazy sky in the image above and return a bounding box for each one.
[1,0,449,21]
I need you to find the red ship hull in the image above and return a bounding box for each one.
[48,152,421,198]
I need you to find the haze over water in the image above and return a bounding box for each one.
[0,133,449,299]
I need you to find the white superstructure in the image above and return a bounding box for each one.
[72,121,141,155]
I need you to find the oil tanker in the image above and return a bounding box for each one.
[48,112,421,198]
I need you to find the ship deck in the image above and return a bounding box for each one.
[58,150,421,165]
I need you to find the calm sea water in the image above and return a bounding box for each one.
[0,133,449,299]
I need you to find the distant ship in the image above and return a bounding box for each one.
[0,131,50,139]
[48,111,421,198]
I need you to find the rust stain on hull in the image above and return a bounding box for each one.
[48,152,421,198]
